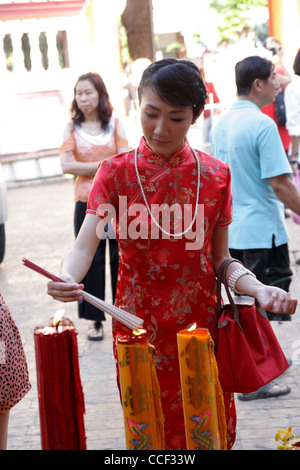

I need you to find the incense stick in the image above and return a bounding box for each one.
[22,258,144,330]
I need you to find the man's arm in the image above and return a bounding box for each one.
[269,173,300,215]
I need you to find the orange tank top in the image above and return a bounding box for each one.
[59,116,128,202]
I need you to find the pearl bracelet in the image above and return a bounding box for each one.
[228,267,256,294]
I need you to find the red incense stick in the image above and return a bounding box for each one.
[22,257,144,330]
[22,258,66,283]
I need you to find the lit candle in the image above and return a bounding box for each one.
[177,325,227,450]
[34,312,86,450]
[117,329,164,450]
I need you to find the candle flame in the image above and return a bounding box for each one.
[52,309,65,327]
[133,328,147,336]
[187,322,197,332]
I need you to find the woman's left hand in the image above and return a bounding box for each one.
[254,285,297,315]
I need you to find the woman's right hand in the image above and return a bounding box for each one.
[46,214,102,303]
[47,273,84,303]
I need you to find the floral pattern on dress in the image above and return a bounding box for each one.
[0,295,31,413]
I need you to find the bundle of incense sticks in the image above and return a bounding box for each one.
[22,258,144,331]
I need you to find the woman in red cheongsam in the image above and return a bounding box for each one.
[47,59,297,450]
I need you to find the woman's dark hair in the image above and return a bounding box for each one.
[138,58,207,121]
[293,49,300,76]
[71,72,113,131]
[235,56,273,96]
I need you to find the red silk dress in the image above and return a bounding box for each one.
[87,137,236,449]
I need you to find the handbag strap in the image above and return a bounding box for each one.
[217,259,243,328]
[217,258,242,314]
[217,258,267,331]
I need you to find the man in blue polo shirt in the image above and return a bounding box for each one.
[211,55,300,400]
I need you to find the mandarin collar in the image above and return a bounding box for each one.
[138,137,191,167]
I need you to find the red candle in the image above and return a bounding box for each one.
[34,315,86,450]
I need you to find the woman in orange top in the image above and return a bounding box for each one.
[59,73,129,340]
